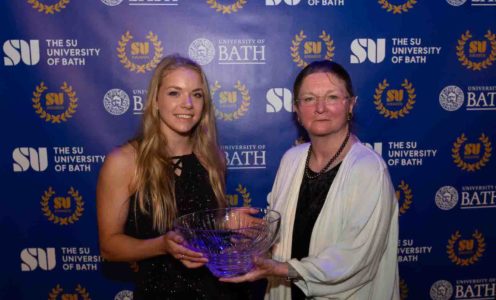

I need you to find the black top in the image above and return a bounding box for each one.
[291,163,341,300]
[125,154,248,300]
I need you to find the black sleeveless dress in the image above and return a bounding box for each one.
[125,154,249,300]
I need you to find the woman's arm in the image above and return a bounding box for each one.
[96,145,206,265]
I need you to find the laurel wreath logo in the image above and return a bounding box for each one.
[236,184,252,207]
[27,0,70,14]
[399,278,408,300]
[374,79,416,119]
[397,180,413,216]
[41,187,84,225]
[210,81,250,121]
[117,31,163,74]
[452,133,492,172]
[378,0,417,14]
[48,284,63,300]
[49,284,90,300]
[32,82,78,123]
[456,30,496,71]
[207,0,246,14]
[447,230,485,266]
[290,30,335,68]
[320,31,335,61]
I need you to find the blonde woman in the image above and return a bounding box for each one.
[97,55,247,299]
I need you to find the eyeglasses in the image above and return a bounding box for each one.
[296,94,355,106]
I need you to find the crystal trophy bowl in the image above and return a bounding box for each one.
[174,207,281,278]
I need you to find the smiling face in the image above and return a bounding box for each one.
[295,72,355,139]
[155,67,205,140]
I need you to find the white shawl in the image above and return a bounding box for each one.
[266,142,399,300]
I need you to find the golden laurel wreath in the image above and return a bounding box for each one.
[48,284,63,300]
[32,82,78,124]
[27,0,70,14]
[378,0,417,14]
[236,184,252,207]
[41,187,85,226]
[452,133,492,172]
[374,79,416,119]
[290,30,335,68]
[456,30,496,71]
[48,284,90,300]
[206,0,246,14]
[399,278,408,300]
[397,180,413,216]
[446,230,485,266]
[117,31,163,74]
[320,31,335,61]
[75,284,91,300]
[210,81,250,121]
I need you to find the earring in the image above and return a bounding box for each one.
[347,112,353,121]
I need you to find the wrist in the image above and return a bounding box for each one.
[276,262,289,278]
[285,263,301,282]
[157,235,170,256]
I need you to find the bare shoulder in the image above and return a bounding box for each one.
[99,143,137,189]
[103,144,136,171]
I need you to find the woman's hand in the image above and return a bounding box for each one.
[219,257,288,283]
[163,231,208,268]
[225,207,267,230]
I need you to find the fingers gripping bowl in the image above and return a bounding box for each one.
[174,207,281,277]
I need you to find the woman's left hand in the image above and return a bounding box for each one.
[163,231,208,269]
[219,257,287,283]
[179,256,208,269]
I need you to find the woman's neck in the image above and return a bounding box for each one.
[309,130,356,167]
[165,135,194,156]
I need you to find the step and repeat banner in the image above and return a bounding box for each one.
[1,0,495,299]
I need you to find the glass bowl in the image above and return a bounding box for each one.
[174,207,281,277]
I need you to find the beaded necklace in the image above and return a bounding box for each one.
[304,130,350,180]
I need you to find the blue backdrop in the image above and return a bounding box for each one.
[1,0,495,299]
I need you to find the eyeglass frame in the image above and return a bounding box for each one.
[295,94,357,106]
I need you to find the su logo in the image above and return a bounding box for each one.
[304,41,321,55]
[54,196,72,209]
[469,40,487,54]
[464,143,481,156]
[219,91,237,104]
[12,147,48,172]
[387,89,404,102]
[46,92,64,106]
[20,248,56,271]
[3,39,40,66]
[131,42,150,56]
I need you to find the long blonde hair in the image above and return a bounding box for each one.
[131,54,226,233]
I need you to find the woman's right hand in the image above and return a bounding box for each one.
[163,231,208,269]
[219,256,289,283]
[225,207,267,230]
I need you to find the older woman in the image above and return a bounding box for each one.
[221,60,399,300]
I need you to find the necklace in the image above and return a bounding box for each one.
[304,130,351,180]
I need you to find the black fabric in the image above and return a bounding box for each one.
[125,154,251,300]
[290,163,341,300]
